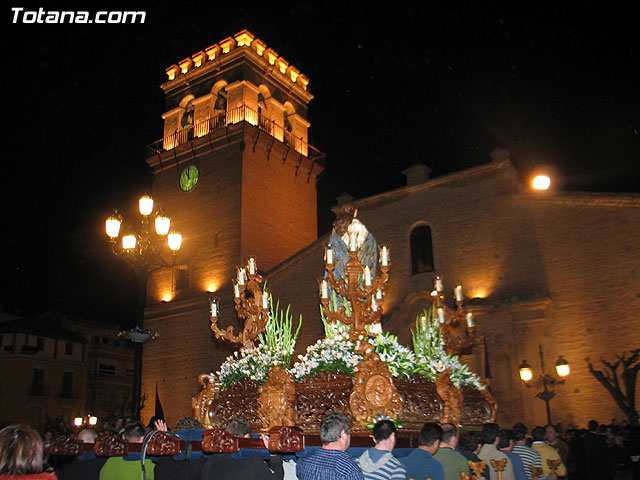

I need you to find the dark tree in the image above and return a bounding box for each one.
[587,348,640,426]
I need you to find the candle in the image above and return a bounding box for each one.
[375,288,383,300]
[233,282,240,298]
[320,280,329,299]
[349,232,357,252]
[210,299,218,317]
[262,291,269,309]
[363,266,372,286]
[455,285,463,302]
[420,315,427,329]
[325,244,334,265]
[247,258,256,275]
[437,307,445,324]
[371,296,378,311]
[466,312,474,328]
[435,275,443,291]
[237,268,246,286]
[380,245,389,266]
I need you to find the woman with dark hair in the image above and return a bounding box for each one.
[0,424,57,479]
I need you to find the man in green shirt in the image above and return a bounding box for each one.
[433,423,470,480]
[100,421,155,480]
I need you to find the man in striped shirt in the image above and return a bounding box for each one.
[511,423,543,480]
[357,419,406,480]
[296,412,364,480]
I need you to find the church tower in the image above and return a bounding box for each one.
[141,31,323,423]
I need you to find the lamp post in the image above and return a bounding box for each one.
[105,196,182,419]
[519,345,570,424]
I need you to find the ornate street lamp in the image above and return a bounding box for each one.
[105,196,181,419]
[73,414,97,428]
[519,344,570,424]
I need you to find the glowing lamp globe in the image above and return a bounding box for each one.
[105,215,122,239]
[168,232,182,251]
[555,356,570,377]
[73,417,83,427]
[122,235,137,250]
[532,175,551,190]
[155,214,171,236]
[519,360,533,382]
[138,196,154,216]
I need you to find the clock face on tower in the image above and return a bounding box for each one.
[179,165,199,192]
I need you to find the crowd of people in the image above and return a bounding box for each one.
[0,414,638,480]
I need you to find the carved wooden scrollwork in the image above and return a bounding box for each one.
[208,379,261,432]
[349,352,402,425]
[49,435,83,456]
[459,384,496,427]
[192,373,220,428]
[95,433,126,456]
[435,369,464,426]
[202,428,239,453]
[295,371,354,429]
[268,426,305,452]
[394,375,444,428]
[146,432,182,456]
[258,366,296,430]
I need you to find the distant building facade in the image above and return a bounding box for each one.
[0,312,134,430]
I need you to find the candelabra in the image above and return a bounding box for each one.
[429,275,475,355]
[519,344,570,424]
[319,241,390,353]
[209,257,270,350]
[105,195,182,419]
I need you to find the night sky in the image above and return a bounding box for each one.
[3,4,638,325]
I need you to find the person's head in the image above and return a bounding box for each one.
[544,424,558,443]
[440,423,458,447]
[531,426,545,442]
[459,431,482,454]
[319,412,351,450]
[123,421,145,442]
[481,423,501,446]
[77,429,98,443]
[512,423,528,443]
[498,429,514,451]
[372,420,397,451]
[174,417,203,432]
[418,422,442,453]
[114,417,124,429]
[0,425,45,475]
[587,419,598,432]
[225,417,251,437]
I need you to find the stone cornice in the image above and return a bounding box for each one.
[513,191,640,208]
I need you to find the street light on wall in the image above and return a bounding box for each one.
[73,414,97,428]
[105,195,182,419]
[519,345,570,424]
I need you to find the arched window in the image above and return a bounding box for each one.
[410,225,434,274]
[181,99,194,128]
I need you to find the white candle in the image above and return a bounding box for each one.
[363,266,372,286]
[210,299,218,317]
[326,244,334,265]
[233,282,240,298]
[262,291,269,309]
[380,246,389,266]
[371,296,378,312]
[375,288,383,300]
[420,315,427,329]
[466,312,474,328]
[455,285,463,302]
[247,258,256,275]
[320,280,329,299]
[237,268,246,286]
[435,275,443,291]
[438,307,445,324]
[349,232,357,252]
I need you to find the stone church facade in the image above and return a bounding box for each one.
[141,31,640,429]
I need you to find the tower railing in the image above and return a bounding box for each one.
[145,104,324,166]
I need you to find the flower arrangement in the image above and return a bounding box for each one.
[216,295,302,389]
[371,332,416,378]
[412,308,484,389]
[364,414,403,430]
[290,310,363,382]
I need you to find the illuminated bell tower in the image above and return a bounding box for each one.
[142,30,323,423]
